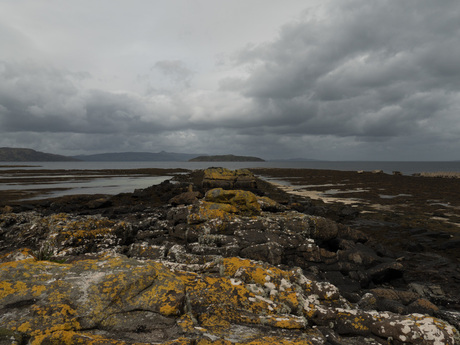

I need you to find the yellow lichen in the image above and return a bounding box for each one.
[177,314,195,333]
[188,201,238,223]
[205,188,261,215]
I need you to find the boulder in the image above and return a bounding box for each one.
[205,188,261,215]
[202,168,256,190]
[0,255,185,344]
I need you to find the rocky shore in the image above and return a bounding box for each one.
[1,168,459,344]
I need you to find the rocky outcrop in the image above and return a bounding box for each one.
[202,167,257,190]
[1,168,459,344]
[0,255,184,344]
[1,252,458,344]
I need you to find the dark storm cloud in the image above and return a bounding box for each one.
[229,0,460,141]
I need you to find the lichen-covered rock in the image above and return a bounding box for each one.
[0,212,129,258]
[205,188,261,215]
[0,255,185,344]
[1,251,458,344]
[176,257,458,345]
[202,168,257,190]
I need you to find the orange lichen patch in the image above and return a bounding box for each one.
[347,315,371,333]
[76,257,185,322]
[222,257,292,284]
[188,201,238,223]
[177,314,196,333]
[15,322,32,333]
[53,216,119,244]
[28,304,81,337]
[221,257,302,313]
[186,275,271,315]
[302,303,318,319]
[205,188,261,215]
[0,281,25,299]
[1,256,185,342]
[0,260,66,302]
[200,314,232,330]
[278,290,300,311]
[256,196,280,210]
[203,167,253,180]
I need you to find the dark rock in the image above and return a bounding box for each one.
[407,298,439,315]
[169,223,188,240]
[367,262,404,284]
[323,271,362,294]
[376,298,407,314]
[87,197,112,209]
[169,190,200,205]
[438,239,460,250]
[240,242,284,265]
[338,244,382,269]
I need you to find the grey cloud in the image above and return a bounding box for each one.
[229,0,460,143]
[152,60,193,87]
[0,61,186,135]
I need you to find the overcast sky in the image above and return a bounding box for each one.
[1,0,459,160]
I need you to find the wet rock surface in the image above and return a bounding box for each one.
[1,168,459,344]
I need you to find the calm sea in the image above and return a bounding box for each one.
[1,161,459,199]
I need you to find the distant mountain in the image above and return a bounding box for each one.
[189,154,265,162]
[72,151,202,162]
[0,147,79,162]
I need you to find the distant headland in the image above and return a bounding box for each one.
[189,154,265,162]
[0,147,79,162]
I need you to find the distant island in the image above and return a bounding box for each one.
[0,147,79,162]
[189,154,265,162]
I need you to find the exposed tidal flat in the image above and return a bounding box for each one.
[1,160,460,202]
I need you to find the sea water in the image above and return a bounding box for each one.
[1,161,459,199]
[1,160,460,174]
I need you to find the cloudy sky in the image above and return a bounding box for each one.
[1,0,459,160]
